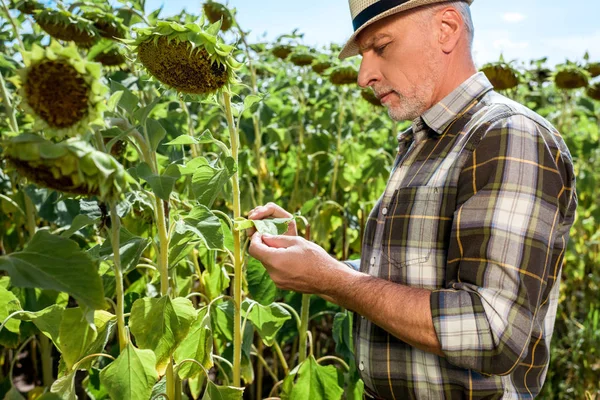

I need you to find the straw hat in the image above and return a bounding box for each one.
[339,0,474,59]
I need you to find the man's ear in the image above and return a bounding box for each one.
[438,7,463,53]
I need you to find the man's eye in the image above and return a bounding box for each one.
[375,44,389,55]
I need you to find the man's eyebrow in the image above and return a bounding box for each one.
[358,33,392,55]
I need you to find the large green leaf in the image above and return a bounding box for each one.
[95,227,151,273]
[18,304,65,347]
[174,307,213,379]
[233,217,293,236]
[4,387,25,400]
[57,307,116,371]
[0,285,22,348]
[332,311,354,363]
[281,355,344,400]
[137,162,181,201]
[201,381,244,400]
[241,299,291,346]
[191,157,236,207]
[246,258,276,306]
[174,205,224,250]
[210,300,234,342]
[100,343,158,400]
[129,296,196,374]
[60,214,97,238]
[0,231,106,310]
[50,370,77,400]
[202,250,230,300]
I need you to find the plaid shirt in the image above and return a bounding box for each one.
[350,72,577,399]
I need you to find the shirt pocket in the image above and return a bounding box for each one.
[380,186,441,269]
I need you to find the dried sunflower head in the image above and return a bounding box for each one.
[127,19,240,95]
[83,9,128,40]
[202,1,234,32]
[481,61,520,91]
[289,50,316,67]
[586,82,600,101]
[553,64,590,90]
[2,134,133,201]
[13,0,44,15]
[329,65,358,86]
[361,89,382,107]
[311,60,332,75]
[585,62,600,78]
[271,44,292,60]
[15,41,107,139]
[33,8,99,48]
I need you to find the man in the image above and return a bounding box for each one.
[248,0,578,398]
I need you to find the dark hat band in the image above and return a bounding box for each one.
[352,0,411,31]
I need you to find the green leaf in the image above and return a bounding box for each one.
[174,205,224,250]
[174,307,213,379]
[50,370,77,400]
[177,157,209,176]
[0,231,106,310]
[96,227,151,273]
[346,375,365,400]
[210,300,234,342]
[0,285,22,348]
[60,214,97,238]
[4,387,25,400]
[165,135,199,145]
[201,251,230,300]
[18,305,64,347]
[241,299,291,346]
[201,381,244,400]
[246,258,276,306]
[110,81,139,114]
[332,311,354,363]
[233,217,294,235]
[129,296,196,374]
[243,94,262,111]
[147,119,166,152]
[282,355,344,400]
[137,162,181,201]
[57,307,116,371]
[100,343,158,400]
[191,157,236,207]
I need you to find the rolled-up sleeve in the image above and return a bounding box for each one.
[430,113,576,376]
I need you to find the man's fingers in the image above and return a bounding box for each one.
[248,232,270,261]
[248,202,292,220]
[261,234,298,249]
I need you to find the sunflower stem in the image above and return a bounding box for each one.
[109,202,128,352]
[330,90,346,200]
[0,70,18,134]
[222,91,243,388]
[0,0,25,54]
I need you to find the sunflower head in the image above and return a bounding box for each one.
[585,62,600,78]
[15,41,107,139]
[289,50,316,67]
[553,64,590,90]
[587,82,600,101]
[481,61,520,91]
[33,8,99,48]
[13,0,44,15]
[2,134,133,201]
[271,44,292,60]
[202,1,234,32]
[127,19,240,95]
[361,89,382,107]
[329,65,358,86]
[82,9,128,40]
[311,60,332,75]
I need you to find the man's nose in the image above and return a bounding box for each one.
[357,54,379,88]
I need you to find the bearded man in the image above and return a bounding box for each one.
[248,1,578,398]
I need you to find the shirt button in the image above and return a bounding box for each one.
[382,207,388,215]
[359,361,365,371]
[370,256,376,265]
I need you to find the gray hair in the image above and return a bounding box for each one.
[425,1,475,48]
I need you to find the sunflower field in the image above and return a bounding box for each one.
[0,1,598,399]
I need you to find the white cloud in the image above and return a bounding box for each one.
[493,39,530,50]
[502,13,526,23]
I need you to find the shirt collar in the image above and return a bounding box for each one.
[420,72,493,137]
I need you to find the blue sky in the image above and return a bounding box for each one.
[144,0,600,67]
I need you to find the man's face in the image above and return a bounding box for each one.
[356,10,442,121]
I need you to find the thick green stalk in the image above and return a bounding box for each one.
[222,91,243,387]
[298,294,311,364]
[109,202,128,351]
[0,71,18,134]
[330,91,347,200]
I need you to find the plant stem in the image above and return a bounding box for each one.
[109,202,128,351]
[330,91,346,200]
[222,91,243,387]
[298,294,311,365]
[272,341,289,376]
[0,70,18,134]
[0,0,25,53]
[38,335,53,387]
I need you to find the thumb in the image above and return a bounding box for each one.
[261,234,298,249]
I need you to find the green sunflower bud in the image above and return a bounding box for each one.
[554,64,590,90]
[312,60,332,75]
[289,51,316,67]
[202,1,234,32]
[329,65,358,86]
[2,134,134,201]
[481,61,520,91]
[271,44,292,60]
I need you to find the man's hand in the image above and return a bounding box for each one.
[248,232,347,294]
[247,202,297,237]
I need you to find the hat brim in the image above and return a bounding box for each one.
[339,0,473,59]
